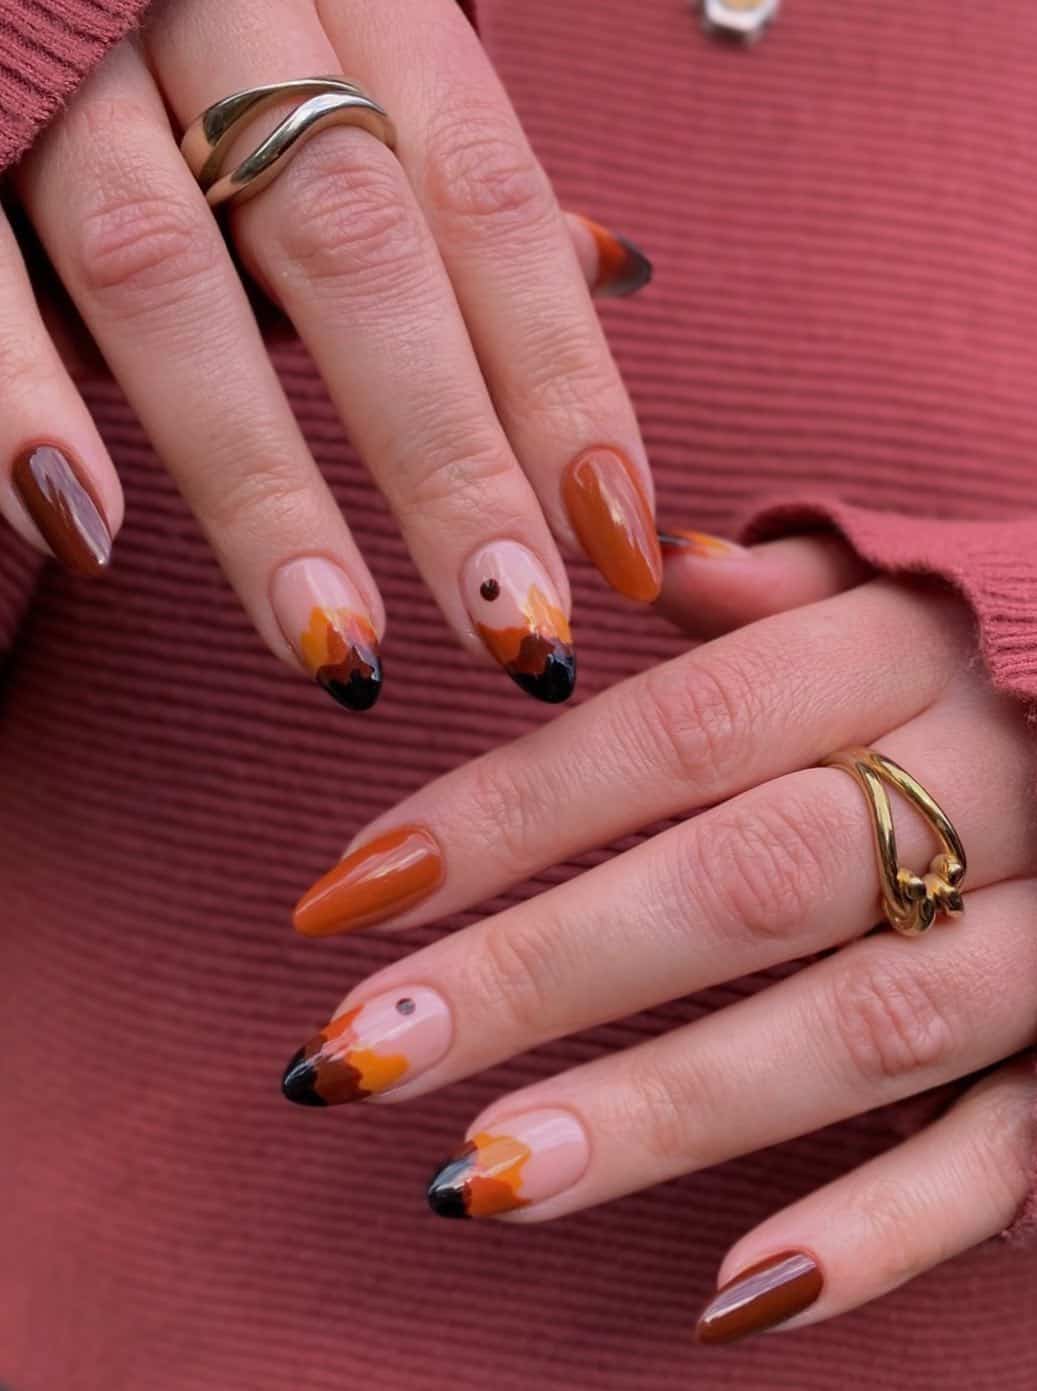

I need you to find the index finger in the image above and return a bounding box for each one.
[292,577,970,937]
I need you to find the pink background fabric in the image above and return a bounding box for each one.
[1,0,1036,1387]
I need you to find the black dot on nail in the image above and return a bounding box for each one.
[480,578,501,601]
[396,997,416,1015]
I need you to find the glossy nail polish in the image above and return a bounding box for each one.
[271,557,381,711]
[577,215,653,298]
[293,825,443,937]
[282,985,452,1106]
[461,540,575,703]
[563,448,662,602]
[426,1108,589,1219]
[658,528,747,558]
[12,445,112,575]
[695,1251,823,1344]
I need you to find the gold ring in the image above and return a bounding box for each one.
[820,747,967,937]
[181,77,397,210]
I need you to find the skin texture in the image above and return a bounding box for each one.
[294,535,1037,1338]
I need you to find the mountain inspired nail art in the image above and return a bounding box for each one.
[293,825,443,937]
[426,1108,589,1219]
[577,215,653,298]
[563,447,662,602]
[12,444,112,575]
[271,557,382,711]
[282,985,452,1107]
[695,1251,823,1344]
[462,540,575,703]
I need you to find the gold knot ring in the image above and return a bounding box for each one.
[181,77,397,210]
[820,748,967,938]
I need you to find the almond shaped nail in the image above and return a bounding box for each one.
[658,528,747,558]
[282,985,452,1106]
[563,448,662,602]
[293,825,443,937]
[271,557,382,711]
[12,444,112,575]
[462,540,575,704]
[695,1251,823,1344]
[426,1108,589,1219]
[576,215,653,299]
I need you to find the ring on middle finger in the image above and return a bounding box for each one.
[180,77,398,209]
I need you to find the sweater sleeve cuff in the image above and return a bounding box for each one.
[735,491,1037,1249]
[0,0,153,171]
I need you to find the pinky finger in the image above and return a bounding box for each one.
[656,530,873,640]
[696,1054,1037,1344]
[0,208,122,574]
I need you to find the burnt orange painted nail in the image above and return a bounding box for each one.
[695,1251,823,1345]
[293,826,444,937]
[563,447,662,602]
[576,215,653,298]
[12,444,112,575]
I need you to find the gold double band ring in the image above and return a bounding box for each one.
[822,748,967,938]
[181,77,397,210]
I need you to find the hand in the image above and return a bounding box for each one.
[0,0,659,709]
[281,531,1037,1341]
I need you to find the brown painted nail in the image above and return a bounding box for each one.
[695,1251,823,1345]
[563,448,662,602]
[293,826,444,937]
[12,445,112,575]
[577,215,653,299]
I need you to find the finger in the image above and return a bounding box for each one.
[0,206,122,571]
[280,680,1036,1111]
[694,1055,1037,1342]
[151,9,578,704]
[419,877,1037,1222]
[657,530,875,639]
[18,43,388,711]
[316,0,664,601]
[291,577,971,936]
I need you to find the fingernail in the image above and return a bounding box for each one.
[12,444,112,575]
[293,825,443,937]
[271,557,382,712]
[563,448,662,602]
[695,1251,823,1345]
[282,985,452,1106]
[658,528,748,559]
[461,540,576,704]
[577,215,653,298]
[426,1108,589,1219]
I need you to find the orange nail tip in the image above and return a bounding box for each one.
[293,825,444,937]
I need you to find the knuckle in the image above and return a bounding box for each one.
[462,750,565,871]
[423,105,554,230]
[968,1081,1037,1214]
[694,793,828,947]
[275,138,422,293]
[622,1053,715,1169]
[847,1173,936,1288]
[464,915,563,1041]
[400,442,520,523]
[74,186,218,311]
[194,454,313,539]
[826,947,958,1088]
[638,653,754,792]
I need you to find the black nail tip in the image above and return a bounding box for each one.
[425,1164,471,1219]
[281,1048,327,1107]
[510,648,577,705]
[318,666,383,713]
[600,236,653,299]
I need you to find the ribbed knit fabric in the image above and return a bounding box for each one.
[1,2,1036,1389]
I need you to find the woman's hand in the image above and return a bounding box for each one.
[1,0,658,708]
[281,532,1037,1340]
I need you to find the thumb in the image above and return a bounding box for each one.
[655,528,874,639]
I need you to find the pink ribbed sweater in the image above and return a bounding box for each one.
[0,1,1034,1387]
